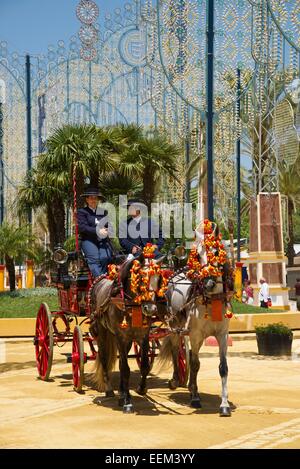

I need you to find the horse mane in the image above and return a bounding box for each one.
[119,252,145,296]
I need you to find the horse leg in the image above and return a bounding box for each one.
[117,340,134,413]
[188,329,203,408]
[97,342,114,397]
[168,335,180,390]
[95,324,115,397]
[216,331,231,417]
[136,335,151,396]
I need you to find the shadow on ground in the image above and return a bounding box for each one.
[53,369,236,416]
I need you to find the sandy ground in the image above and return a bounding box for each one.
[0,335,300,449]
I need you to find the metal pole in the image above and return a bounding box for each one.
[236,68,241,262]
[25,54,32,224]
[88,61,92,123]
[185,106,190,203]
[206,0,214,221]
[0,101,4,225]
[136,67,139,125]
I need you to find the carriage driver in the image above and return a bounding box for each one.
[77,187,113,278]
[118,199,164,258]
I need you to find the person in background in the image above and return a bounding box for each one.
[294,278,300,311]
[242,279,254,305]
[259,277,270,308]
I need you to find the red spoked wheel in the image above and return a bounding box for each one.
[133,339,160,372]
[72,325,85,393]
[178,335,190,387]
[34,302,54,381]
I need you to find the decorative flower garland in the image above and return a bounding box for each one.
[143,242,156,258]
[187,219,227,281]
[107,263,118,281]
[129,244,168,303]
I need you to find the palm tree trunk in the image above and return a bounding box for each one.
[53,198,66,246]
[142,167,155,208]
[287,199,295,267]
[90,171,100,188]
[46,205,56,251]
[5,254,16,292]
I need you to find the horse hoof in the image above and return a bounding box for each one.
[219,406,231,417]
[123,404,134,414]
[136,386,147,396]
[105,390,115,398]
[168,379,178,390]
[191,399,202,409]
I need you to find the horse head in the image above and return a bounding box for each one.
[193,220,225,298]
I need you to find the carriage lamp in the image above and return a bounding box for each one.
[174,245,187,260]
[53,247,68,264]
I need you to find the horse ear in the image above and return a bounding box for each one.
[195,229,204,242]
[135,252,144,264]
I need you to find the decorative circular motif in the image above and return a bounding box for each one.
[80,46,97,61]
[79,24,98,46]
[76,0,99,25]
[119,28,146,67]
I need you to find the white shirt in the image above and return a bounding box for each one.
[132,215,142,224]
[259,282,269,302]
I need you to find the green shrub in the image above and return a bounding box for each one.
[255,322,293,336]
[0,287,57,298]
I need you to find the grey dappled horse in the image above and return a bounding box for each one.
[160,223,234,416]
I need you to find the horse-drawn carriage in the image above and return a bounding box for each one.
[33,243,191,397]
[34,161,234,414]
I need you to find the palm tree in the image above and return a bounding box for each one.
[279,159,300,266]
[17,168,67,250]
[0,223,37,291]
[45,124,116,207]
[98,170,142,203]
[117,126,180,207]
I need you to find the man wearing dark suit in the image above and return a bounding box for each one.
[77,187,112,277]
[118,199,164,257]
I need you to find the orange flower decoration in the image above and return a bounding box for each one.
[129,259,168,303]
[143,243,156,258]
[187,219,227,281]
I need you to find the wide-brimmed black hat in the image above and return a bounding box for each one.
[80,187,105,199]
[126,198,146,209]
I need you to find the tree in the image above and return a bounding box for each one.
[0,223,37,291]
[279,159,300,266]
[45,124,116,208]
[117,126,180,207]
[17,168,66,250]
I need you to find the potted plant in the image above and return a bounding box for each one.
[255,323,293,356]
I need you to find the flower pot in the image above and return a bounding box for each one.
[256,332,293,356]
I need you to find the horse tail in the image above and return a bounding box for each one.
[157,334,180,369]
[93,325,118,392]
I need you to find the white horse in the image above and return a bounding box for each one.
[160,222,234,416]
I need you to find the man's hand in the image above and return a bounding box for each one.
[99,227,108,237]
[132,246,140,254]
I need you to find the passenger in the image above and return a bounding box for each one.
[77,187,112,278]
[118,199,164,259]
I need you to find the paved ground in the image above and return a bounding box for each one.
[0,335,300,449]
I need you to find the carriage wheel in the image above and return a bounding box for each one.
[133,339,160,372]
[34,302,54,381]
[72,325,85,393]
[178,336,190,387]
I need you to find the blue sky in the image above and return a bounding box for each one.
[0,0,125,55]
